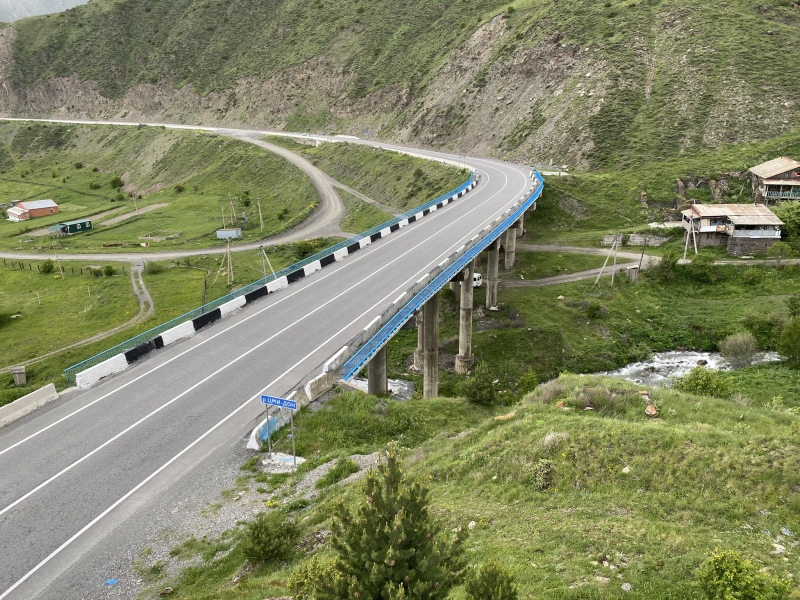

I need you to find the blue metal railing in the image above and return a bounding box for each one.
[342,171,544,381]
[64,171,475,383]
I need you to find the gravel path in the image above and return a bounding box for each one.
[100,203,169,225]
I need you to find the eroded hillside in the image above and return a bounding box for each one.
[1,0,798,169]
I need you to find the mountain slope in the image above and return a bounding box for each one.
[0,0,799,169]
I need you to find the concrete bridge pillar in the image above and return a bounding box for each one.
[455,260,475,374]
[517,212,525,238]
[413,310,423,371]
[368,344,388,396]
[486,239,499,309]
[504,225,517,270]
[423,292,440,398]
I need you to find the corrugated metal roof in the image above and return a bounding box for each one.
[57,219,92,226]
[749,157,800,179]
[17,199,58,210]
[684,203,782,225]
[728,215,783,225]
[7,207,27,215]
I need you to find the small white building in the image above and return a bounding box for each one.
[681,204,783,256]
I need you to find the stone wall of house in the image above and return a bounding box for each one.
[726,237,777,256]
[687,231,727,247]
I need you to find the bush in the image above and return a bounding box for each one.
[778,319,800,368]
[530,459,554,491]
[145,262,164,274]
[89,182,101,189]
[74,162,83,169]
[672,366,734,399]
[174,183,185,193]
[109,175,124,189]
[41,259,55,274]
[586,300,603,319]
[457,362,497,405]
[90,268,103,278]
[719,332,757,368]
[742,268,761,286]
[466,561,519,600]
[786,294,800,319]
[103,265,116,277]
[647,249,678,282]
[240,511,298,565]
[742,309,787,350]
[698,549,789,600]
[315,458,360,488]
[518,369,539,395]
[683,253,718,283]
[767,240,793,262]
[288,555,342,599]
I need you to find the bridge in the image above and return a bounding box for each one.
[0,121,541,599]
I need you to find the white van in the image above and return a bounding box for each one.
[473,273,483,288]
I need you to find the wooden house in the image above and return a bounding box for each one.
[681,204,783,256]
[749,157,800,203]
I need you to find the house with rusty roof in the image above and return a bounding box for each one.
[681,203,783,256]
[749,157,800,203]
[6,199,59,222]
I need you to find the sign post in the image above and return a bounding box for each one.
[260,395,299,469]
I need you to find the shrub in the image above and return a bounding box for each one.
[457,362,497,405]
[778,319,800,368]
[288,555,342,599]
[672,366,734,399]
[698,549,789,600]
[767,240,793,263]
[103,265,116,277]
[518,369,539,395]
[145,262,164,274]
[174,183,185,193]
[742,268,761,286]
[773,202,800,238]
[586,300,603,319]
[466,561,519,600]
[719,332,757,368]
[315,458,360,488]
[240,511,298,565]
[109,175,124,189]
[530,459,554,491]
[742,309,787,350]
[89,182,101,189]
[90,268,103,278]
[327,443,467,599]
[786,293,800,319]
[647,249,678,282]
[74,162,83,169]
[683,253,718,283]
[41,259,55,274]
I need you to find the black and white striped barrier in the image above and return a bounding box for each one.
[74,176,479,389]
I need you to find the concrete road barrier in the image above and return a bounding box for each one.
[0,384,59,427]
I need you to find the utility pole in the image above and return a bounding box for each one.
[262,245,276,277]
[221,204,226,229]
[51,243,65,279]
[228,195,236,226]
[202,267,209,305]
[227,239,233,286]
[260,244,267,280]
[257,197,264,232]
[133,195,140,216]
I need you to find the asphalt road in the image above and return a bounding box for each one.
[0,124,533,599]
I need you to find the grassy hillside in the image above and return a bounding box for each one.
[0,122,318,251]
[3,0,798,169]
[140,378,800,598]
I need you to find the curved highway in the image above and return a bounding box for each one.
[0,121,534,600]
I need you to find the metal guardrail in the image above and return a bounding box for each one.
[342,171,544,381]
[63,171,475,383]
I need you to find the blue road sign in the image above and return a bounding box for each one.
[261,395,297,410]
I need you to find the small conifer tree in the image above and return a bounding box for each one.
[465,561,519,600]
[324,442,467,599]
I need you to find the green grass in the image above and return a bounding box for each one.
[0,122,318,252]
[267,137,469,213]
[156,377,800,599]
[338,189,394,234]
[499,251,609,280]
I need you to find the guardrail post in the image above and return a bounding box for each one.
[367,344,388,395]
[486,239,499,308]
[423,292,440,398]
[455,261,475,374]
[504,225,517,270]
[413,310,424,371]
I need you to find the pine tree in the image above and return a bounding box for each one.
[324,442,467,599]
[465,561,519,600]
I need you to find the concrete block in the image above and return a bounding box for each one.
[304,370,337,402]
[359,237,371,249]
[324,346,349,373]
[334,247,348,261]
[219,295,246,317]
[303,260,322,277]
[380,227,391,238]
[76,354,129,389]
[160,321,196,346]
[0,383,58,427]
[266,276,289,294]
